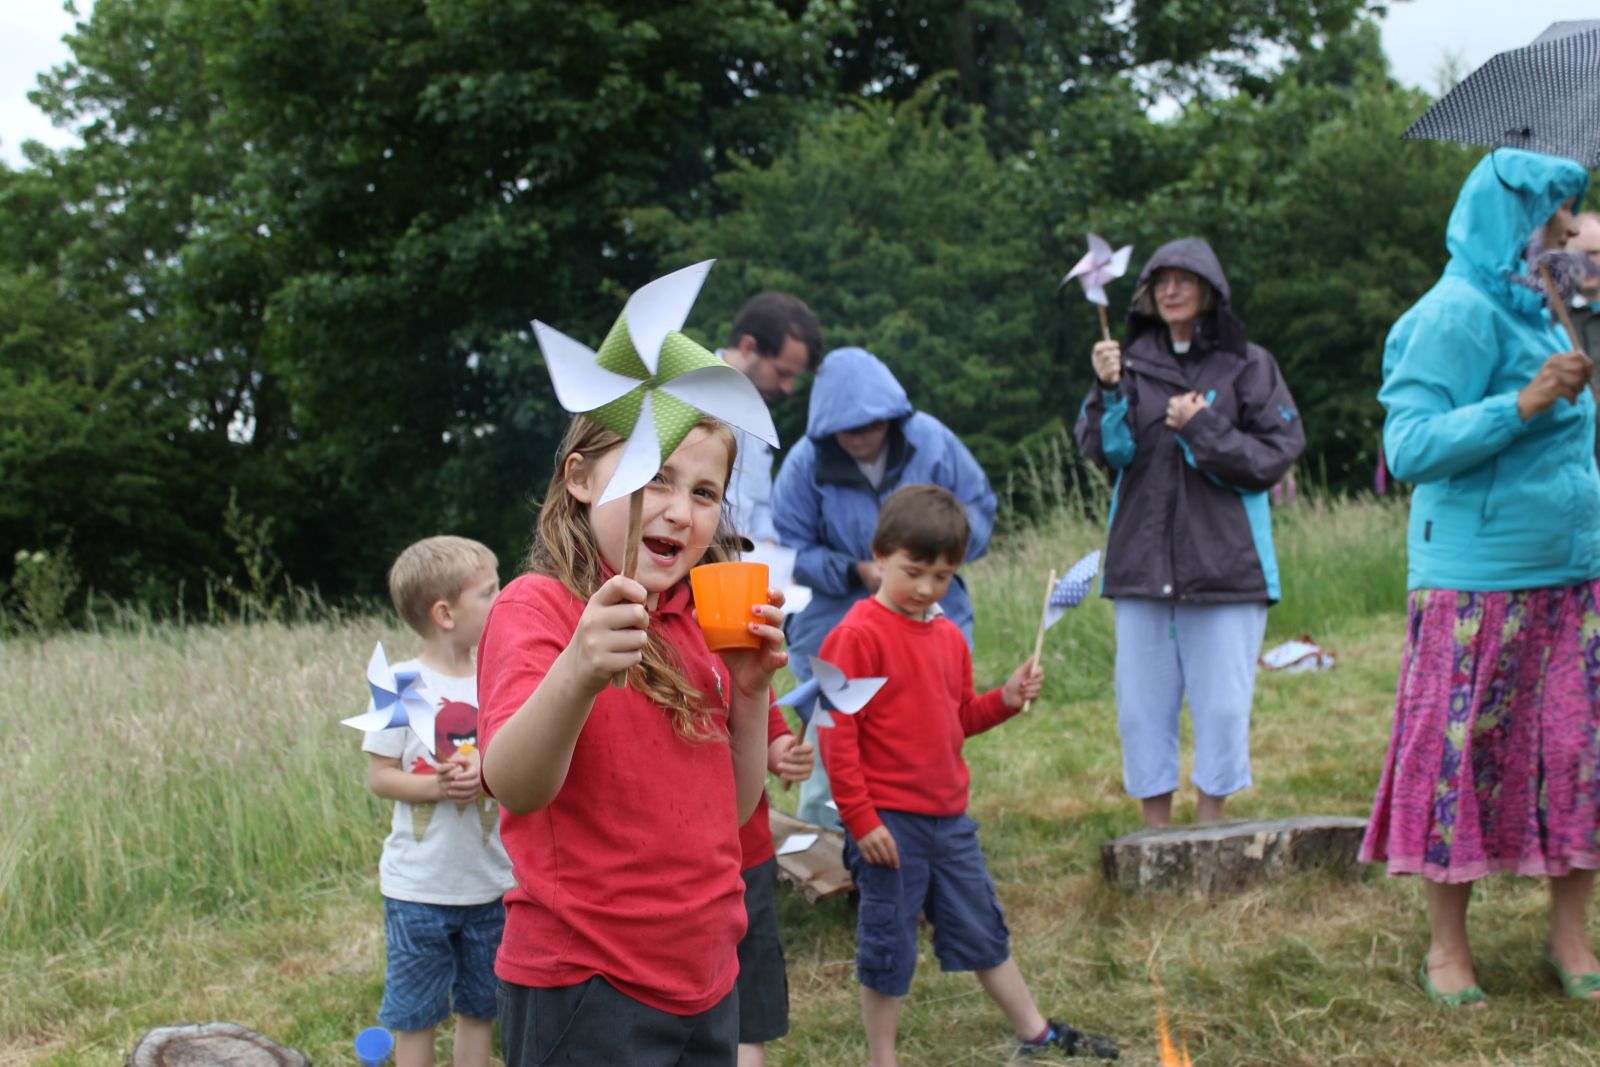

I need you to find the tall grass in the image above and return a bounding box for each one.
[9,495,1600,1065]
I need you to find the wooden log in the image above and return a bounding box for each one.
[128,1022,311,1067]
[1100,815,1369,894]
[769,807,853,902]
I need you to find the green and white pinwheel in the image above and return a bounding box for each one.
[532,260,779,505]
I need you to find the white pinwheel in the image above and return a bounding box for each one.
[776,655,888,729]
[1059,233,1134,307]
[532,260,779,506]
[341,642,439,756]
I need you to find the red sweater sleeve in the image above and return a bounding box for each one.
[957,641,1017,737]
[816,621,885,840]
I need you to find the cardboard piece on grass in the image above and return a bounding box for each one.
[532,260,779,505]
[769,807,853,902]
[341,642,438,756]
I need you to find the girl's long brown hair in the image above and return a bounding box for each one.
[525,414,743,741]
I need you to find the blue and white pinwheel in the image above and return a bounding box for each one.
[1043,549,1102,632]
[532,260,780,506]
[776,655,887,730]
[1021,549,1103,713]
[341,642,439,756]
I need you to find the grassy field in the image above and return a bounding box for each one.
[7,494,1600,1065]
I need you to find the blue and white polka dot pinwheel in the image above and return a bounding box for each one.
[1044,549,1102,631]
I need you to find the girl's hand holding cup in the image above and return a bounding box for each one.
[689,562,788,699]
[571,573,651,691]
[718,589,789,701]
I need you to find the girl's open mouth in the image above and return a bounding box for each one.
[642,536,683,564]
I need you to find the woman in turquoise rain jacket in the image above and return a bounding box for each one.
[1360,148,1600,1008]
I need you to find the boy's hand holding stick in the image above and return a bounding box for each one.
[770,733,815,790]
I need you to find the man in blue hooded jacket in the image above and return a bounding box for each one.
[773,346,996,828]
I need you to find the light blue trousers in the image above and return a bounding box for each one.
[792,648,842,829]
[794,716,842,830]
[1113,597,1268,799]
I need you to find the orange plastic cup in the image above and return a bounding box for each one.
[689,561,770,651]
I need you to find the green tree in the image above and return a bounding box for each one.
[636,84,1057,475]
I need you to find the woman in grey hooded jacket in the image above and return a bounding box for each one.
[1075,237,1304,828]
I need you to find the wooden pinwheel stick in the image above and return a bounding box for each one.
[1097,305,1112,343]
[611,490,646,689]
[1541,264,1585,351]
[1020,567,1056,714]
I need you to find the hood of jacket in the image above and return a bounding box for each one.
[1444,149,1589,311]
[1126,236,1248,354]
[805,347,915,440]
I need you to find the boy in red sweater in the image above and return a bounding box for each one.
[818,485,1119,1065]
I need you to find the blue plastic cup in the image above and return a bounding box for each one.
[354,1026,394,1067]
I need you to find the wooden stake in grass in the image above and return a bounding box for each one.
[1020,568,1056,714]
[611,489,645,689]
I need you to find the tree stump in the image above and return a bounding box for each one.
[128,1022,311,1067]
[1100,815,1369,894]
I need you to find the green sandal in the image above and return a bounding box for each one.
[1419,961,1488,1008]
[1546,953,1600,1000]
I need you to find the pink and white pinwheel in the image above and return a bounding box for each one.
[1058,233,1133,307]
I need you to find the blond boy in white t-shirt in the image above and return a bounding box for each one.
[362,536,514,1067]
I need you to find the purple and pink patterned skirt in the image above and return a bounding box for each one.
[1360,583,1600,882]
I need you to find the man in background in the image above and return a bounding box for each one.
[718,292,823,545]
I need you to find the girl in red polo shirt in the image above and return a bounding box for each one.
[478,414,788,1067]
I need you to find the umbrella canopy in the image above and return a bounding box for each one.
[1403,20,1600,169]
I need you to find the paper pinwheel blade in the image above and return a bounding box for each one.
[1058,233,1134,306]
[776,677,822,713]
[531,259,779,506]
[620,260,712,374]
[806,656,886,714]
[775,655,888,729]
[1043,550,1102,630]
[341,641,439,756]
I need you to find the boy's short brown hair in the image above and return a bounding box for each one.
[871,485,970,565]
[388,535,498,636]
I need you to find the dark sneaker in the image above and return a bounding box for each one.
[1017,1019,1119,1060]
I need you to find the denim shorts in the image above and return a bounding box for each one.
[843,810,1010,997]
[379,896,505,1031]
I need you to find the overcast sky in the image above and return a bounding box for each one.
[1,1,1595,168]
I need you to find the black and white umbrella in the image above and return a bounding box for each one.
[1403,20,1600,169]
